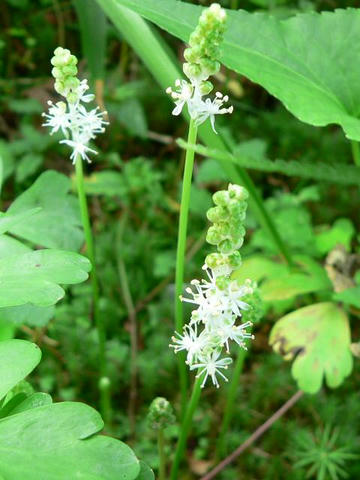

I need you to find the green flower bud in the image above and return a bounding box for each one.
[229,251,242,268]
[228,183,249,201]
[183,3,227,82]
[147,397,175,430]
[206,226,223,245]
[212,190,229,206]
[62,65,78,76]
[218,238,234,253]
[199,80,213,95]
[215,274,230,290]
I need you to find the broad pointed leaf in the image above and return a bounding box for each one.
[111,0,360,140]
[0,340,41,400]
[270,302,353,393]
[0,249,91,307]
[0,402,140,480]
[7,170,83,251]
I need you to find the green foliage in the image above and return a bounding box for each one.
[112,0,360,140]
[7,170,83,251]
[0,340,142,480]
[270,303,353,393]
[0,340,41,400]
[0,249,91,307]
[73,0,107,82]
[289,424,358,480]
[177,139,360,186]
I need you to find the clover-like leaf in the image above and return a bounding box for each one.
[109,0,360,140]
[7,170,83,251]
[0,340,142,479]
[0,208,41,236]
[0,402,140,480]
[0,249,91,307]
[269,302,353,394]
[0,339,41,400]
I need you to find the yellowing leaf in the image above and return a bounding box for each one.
[269,302,353,394]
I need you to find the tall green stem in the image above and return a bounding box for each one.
[216,347,247,459]
[158,429,166,480]
[170,375,202,480]
[74,156,110,422]
[175,118,198,414]
[351,141,360,167]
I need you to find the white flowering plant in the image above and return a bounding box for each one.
[42,47,108,163]
[171,184,257,388]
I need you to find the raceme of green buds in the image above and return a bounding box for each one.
[51,47,80,103]
[147,397,176,430]
[205,183,248,262]
[183,3,227,89]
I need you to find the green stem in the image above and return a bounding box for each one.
[175,118,198,414]
[74,156,110,423]
[170,375,202,480]
[158,429,166,480]
[351,141,360,167]
[216,347,247,459]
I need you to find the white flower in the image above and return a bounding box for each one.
[76,79,95,104]
[42,101,69,136]
[170,324,210,365]
[190,350,232,388]
[217,318,254,353]
[60,138,98,164]
[166,79,194,116]
[43,80,108,163]
[195,92,233,133]
[166,80,233,134]
[182,268,251,324]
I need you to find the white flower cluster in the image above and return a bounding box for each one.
[170,267,254,388]
[42,79,108,164]
[166,80,233,134]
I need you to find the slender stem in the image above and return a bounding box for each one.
[175,118,198,414]
[170,375,202,480]
[351,141,360,167]
[216,347,247,459]
[74,156,110,422]
[118,255,138,440]
[158,429,166,480]
[200,391,304,480]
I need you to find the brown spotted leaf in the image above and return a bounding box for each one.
[269,302,353,394]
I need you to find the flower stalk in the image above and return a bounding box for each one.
[169,2,232,415]
[43,47,110,422]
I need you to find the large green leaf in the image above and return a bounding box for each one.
[0,208,41,236]
[0,402,140,479]
[7,170,83,251]
[0,340,41,400]
[0,235,30,258]
[270,302,353,393]
[0,304,55,327]
[73,0,107,82]
[112,0,360,141]
[0,249,91,307]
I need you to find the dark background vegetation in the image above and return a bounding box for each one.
[1,0,360,478]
